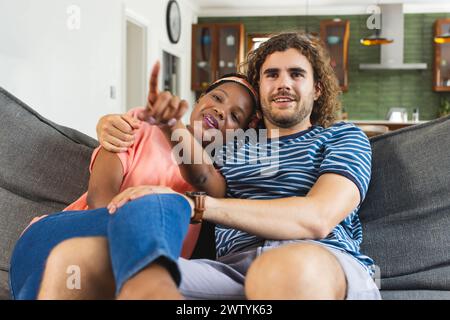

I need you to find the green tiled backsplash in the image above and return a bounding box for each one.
[199,14,450,120]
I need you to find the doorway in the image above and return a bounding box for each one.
[125,17,147,111]
[246,33,270,55]
[163,51,180,96]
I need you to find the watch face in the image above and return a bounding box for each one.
[167,0,181,44]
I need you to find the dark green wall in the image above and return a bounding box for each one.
[199,14,450,120]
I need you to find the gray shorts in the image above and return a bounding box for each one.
[177,240,381,300]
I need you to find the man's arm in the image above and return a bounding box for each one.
[202,173,360,240]
[96,114,140,153]
[86,148,124,209]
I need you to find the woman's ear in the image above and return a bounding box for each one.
[248,110,262,129]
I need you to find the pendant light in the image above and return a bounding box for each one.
[360,29,394,46]
[434,26,450,44]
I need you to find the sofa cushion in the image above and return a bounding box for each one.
[0,87,98,298]
[0,270,9,300]
[381,290,450,300]
[359,115,450,292]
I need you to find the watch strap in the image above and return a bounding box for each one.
[186,192,206,224]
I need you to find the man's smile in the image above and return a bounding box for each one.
[272,95,297,108]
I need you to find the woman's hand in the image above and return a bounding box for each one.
[96,61,188,153]
[96,114,141,153]
[139,61,189,128]
[107,186,193,214]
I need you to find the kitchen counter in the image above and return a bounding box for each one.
[346,120,428,131]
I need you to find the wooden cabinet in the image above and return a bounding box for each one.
[433,18,450,92]
[191,23,244,92]
[320,20,350,92]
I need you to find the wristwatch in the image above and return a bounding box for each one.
[185,191,207,224]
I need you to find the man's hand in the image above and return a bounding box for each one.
[137,61,189,128]
[107,186,194,214]
[96,114,141,153]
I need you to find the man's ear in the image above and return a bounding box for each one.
[314,82,322,101]
[248,110,262,129]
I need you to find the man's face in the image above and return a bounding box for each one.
[259,48,319,129]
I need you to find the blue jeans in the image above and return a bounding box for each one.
[9,194,191,300]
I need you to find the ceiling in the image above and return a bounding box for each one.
[187,0,450,16]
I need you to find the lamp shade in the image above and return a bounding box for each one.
[434,33,450,44]
[360,32,393,46]
[360,37,394,46]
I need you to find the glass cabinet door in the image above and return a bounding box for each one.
[217,25,242,78]
[192,24,215,91]
[320,20,350,92]
[191,23,244,93]
[433,19,450,91]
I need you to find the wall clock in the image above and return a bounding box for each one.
[166,0,181,44]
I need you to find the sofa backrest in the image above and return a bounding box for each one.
[0,87,98,298]
[359,115,450,291]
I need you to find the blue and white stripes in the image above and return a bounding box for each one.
[215,122,374,273]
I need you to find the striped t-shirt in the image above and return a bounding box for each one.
[215,121,374,273]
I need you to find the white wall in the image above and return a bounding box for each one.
[0,0,197,138]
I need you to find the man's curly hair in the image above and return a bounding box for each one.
[244,32,341,128]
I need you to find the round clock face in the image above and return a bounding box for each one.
[167,0,181,44]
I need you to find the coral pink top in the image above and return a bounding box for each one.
[64,107,200,258]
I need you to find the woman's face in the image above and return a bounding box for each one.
[189,82,255,143]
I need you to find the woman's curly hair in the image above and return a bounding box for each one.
[244,32,341,128]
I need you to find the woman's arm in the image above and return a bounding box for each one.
[22,148,123,234]
[95,62,226,198]
[95,112,226,198]
[159,121,227,198]
[86,148,124,209]
[143,63,226,197]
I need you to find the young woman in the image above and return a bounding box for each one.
[9,62,259,300]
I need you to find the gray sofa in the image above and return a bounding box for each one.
[1,86,449,300]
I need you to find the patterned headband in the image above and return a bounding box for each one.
[210,76,259,104]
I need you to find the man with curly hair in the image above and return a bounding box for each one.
[37,33,380,300]
[205,32,380,300]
